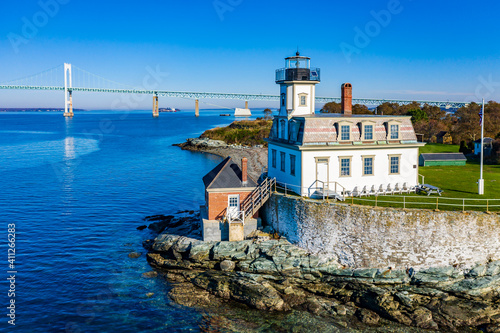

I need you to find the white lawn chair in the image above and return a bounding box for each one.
[359,185,369,197]
[386,184,394,195]
[401,182,410,194]
[369,185,377,196]
[352,186,361,197]
[408,184,417,193]
[394,183,402,195]
[378,184,387,195]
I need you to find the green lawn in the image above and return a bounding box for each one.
[419,143,460,154]
[417,143,499,200]
[418,162,500,199]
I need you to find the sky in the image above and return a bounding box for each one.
[0,0,499,110]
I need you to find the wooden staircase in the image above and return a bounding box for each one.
[241,177,276,220]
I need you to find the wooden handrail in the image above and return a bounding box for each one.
[242,177,276,219]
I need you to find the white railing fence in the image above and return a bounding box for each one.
[271,179,500,212]
[227,211,245,224]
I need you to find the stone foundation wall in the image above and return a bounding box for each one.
[263,194,500,269]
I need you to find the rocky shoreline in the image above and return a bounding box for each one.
[174,138,267,181]
[144,231,500,332]
[166,138,500,332]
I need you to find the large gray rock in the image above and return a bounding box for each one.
[220,260,235,272]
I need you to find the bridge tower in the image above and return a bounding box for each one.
[64,63,74,117]
[152,94,159,117]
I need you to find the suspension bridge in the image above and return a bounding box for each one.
[0,63,468,117]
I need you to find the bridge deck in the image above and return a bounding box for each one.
[0,85,468,108]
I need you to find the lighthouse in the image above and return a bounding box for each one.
[275,52,321,118]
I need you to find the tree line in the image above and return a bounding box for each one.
[321,101,500,146]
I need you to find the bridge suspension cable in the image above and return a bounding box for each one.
[71,65,134,90]
[0,64,64,87]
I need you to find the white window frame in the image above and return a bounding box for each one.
[386,120,402,140]
[390,124,399,139]
[339,156,352,177]
[388,154,401,175]
[298,93,308,107]
[362,155,375,176]
[360,120,376,141]
[336,120,353,142]
[340,125,350,141]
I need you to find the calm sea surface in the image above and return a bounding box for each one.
[0,110,263,332]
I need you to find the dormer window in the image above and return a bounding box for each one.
[386,120,402,141]
[359,120,376,141]
[280,119,286,139]
[364,125,373,140]
[336,121,353,142]
[340,125,350,141]
[390,124,399,139]
[288,120,302,142]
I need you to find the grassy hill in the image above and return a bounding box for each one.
[200,119,272,146]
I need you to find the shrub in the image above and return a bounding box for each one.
[200,120,273,146]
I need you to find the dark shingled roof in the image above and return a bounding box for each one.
[420,153,466,161]
[436,131,449,138]
[203,156,257,190]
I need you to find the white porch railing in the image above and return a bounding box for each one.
[308,180,347,201]
[227,210,245,224]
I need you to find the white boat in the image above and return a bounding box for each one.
[159,107,180,112]
[234,108,251,117]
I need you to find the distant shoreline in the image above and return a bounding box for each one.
[0,108,87,112]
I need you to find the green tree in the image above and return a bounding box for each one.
[321,102,341,113]
[407,108,428,123]
[484,101,500,138]
[399,102,422,115]
[263,108,273,120]
[423,104,446,120]
[352,104,373,114]
[321,102,373,114]
[376,102,400,115]
[452,102,482,142]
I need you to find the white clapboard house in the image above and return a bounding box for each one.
[267,53,424,199]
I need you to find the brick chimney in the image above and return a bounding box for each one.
[341,83,352,116]
[241,158,248,184]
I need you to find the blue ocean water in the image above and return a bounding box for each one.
[0,110,262,332]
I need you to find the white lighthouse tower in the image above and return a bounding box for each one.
[275,52,320,118]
